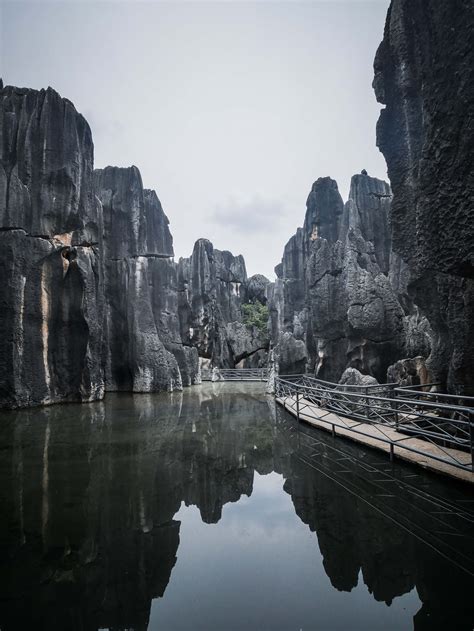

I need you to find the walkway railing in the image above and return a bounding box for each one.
[202,368,268,382]
[275,374,474,473]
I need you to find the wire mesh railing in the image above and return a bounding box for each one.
[275,375,474,473]
[201,368,268,382]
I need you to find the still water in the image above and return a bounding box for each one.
[0,383,473,631]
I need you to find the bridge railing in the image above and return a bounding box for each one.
[202,368,268,382]
[395,384,474,409]
[275,375,474,472]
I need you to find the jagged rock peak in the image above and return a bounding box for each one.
[0,82,104,408]
[271,171,406,381]
[342,173,392,273]
[176,237,270,368]
[94,165,173,258]
[0,83,99,243]
[304,176,344,243]
[246,274,271,304]
[185,238,247,283]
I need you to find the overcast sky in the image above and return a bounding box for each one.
[1,0,390,278]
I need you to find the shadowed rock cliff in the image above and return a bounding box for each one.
[0,81,269,407]
[271,173,431,381]
[94,166,199,391]
[0,84,104,408]
[373,0,474,393]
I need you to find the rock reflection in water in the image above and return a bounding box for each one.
[0,383,472,630]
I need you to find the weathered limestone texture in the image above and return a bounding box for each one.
[373,0,474,393]
[271,173,426,381]
[0,84,104,408]
[94,166,199,392]
[177,239,270,368]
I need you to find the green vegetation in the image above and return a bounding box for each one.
[241,301,269,333]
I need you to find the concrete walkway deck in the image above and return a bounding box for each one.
[276,395,474,485]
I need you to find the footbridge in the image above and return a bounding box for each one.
[274,374,474,484]
[201,367,268,382]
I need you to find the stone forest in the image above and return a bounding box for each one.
[0,1,473,630]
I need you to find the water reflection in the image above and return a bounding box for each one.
[0,383,473,630]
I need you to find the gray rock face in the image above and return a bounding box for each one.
[0,84,104,408]
[0,82,272,408]
[246,274,271,305]
[305,176,344,243]
[94,166,198,392]
[341,174,392,273]
[275,332,308,375]
[271,173,429,382]
[149,257,200,387]
[339,367,379,388]
[225,321,269,366]
[177,239,269,368]
[386,357,429,389]
[373,0,474,393]
[0,85,100,244]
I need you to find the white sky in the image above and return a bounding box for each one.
[1,0,390,278]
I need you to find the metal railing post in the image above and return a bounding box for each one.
[470,411,474,472]
[393,387,399,431]
[272,374,474,475]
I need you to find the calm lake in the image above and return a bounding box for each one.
[0,383,473,630]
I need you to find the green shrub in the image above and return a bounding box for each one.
[241,301,269,333]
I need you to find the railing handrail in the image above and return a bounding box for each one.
[279,373,399,390]
[275,374,474,412]
[394,386,474,404]
[397,382,442,390]
[274,374,474,474]
[201,367,269,381]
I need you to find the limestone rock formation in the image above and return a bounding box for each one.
[271,173,422,381]
[373,0,474,393]
[386,356,429,389]
[245,273,271,305]
[0,81,270,407]
[0,84,104,408]
[177,238,270,368]
[225,321,269,366]
[339,367,379,388]
[94,166,199,392]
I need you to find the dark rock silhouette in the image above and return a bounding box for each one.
[373,0,474,394]
[0,85,104,408]
[177,238,270,369]
[270,173,428,381]
[94,165,197,392]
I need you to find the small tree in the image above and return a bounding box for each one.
[241,301,269,334]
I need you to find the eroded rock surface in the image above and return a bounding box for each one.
[177,239,270,368]
[0,84,104,407]
[94,166,198,392]
[373,0,474,393]
[271,173,425,382]
[0,82,268,407]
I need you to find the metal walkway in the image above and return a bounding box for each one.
[275,374,474,483]
[201,368,268,382]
